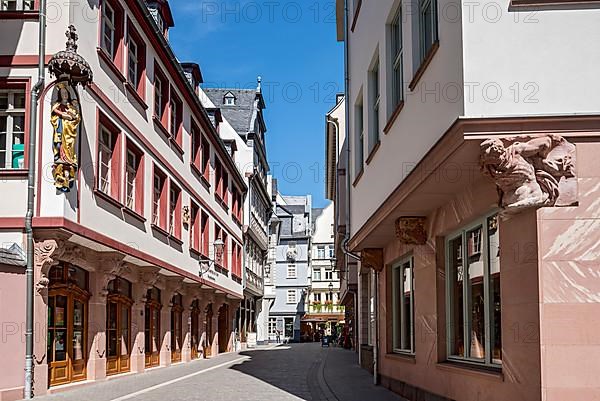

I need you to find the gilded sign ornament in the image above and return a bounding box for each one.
[395,217,427,245]
[481,135,577,211]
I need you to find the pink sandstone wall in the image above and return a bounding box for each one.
[537,141,600,401]
[0,267,25,401]
[379,177,542,401]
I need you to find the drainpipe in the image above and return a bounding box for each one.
[25,0,47,398]
[373,270,379,385]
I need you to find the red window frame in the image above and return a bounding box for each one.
[190,202,200,252]
[169,182,182,239]
[222,232,229,271]
[169,87,183,146]
[97,113,122,202]
[99,0,124,70]
[232,242,238,278]
[201,136,210,182]
[153,63,169,126]
[214,223,223,266]
[215,158,223,200]
[152,166,168,230]
[126,20,146,101]
[222,170,229,206]
[191,120,201,171]
[201,211,209,257]
[124,138,144,216]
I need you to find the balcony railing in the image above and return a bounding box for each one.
[306,304,345,314]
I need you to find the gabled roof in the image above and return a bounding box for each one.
[0,243,25,267]
[203,88,259,135]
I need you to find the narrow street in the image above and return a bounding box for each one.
[31,344,405,401]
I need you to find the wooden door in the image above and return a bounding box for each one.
[218,304,229,354]
[144,303,161,368]
[106,299,131,375]
[190,302,200,359]
[170,306,183,363]
[47,292,88,387]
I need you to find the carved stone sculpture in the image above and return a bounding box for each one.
[395,217,427,245]
[361,248,384,272]
[481,135,577,210]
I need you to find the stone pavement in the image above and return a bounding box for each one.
[29,343,406,401]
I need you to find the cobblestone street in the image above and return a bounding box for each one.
[31,344,404,401]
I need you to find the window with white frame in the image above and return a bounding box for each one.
[354,97,364,178]
[317,246,326,259]
[98,127,113,194]
[268,318,277,336]
[0,0,34,10]
[313,293,321,302]
[287,264,297,279]
[392,256,415,354]
[325,269,333,281]
[0,88,25,169]
[446,214,501,366]
[287,289,296,304]
[152,173,163,225]
[127,37,138,88]
[418,0,438,64]
[325,292,333,302]
[328,246,335,259]
[389,7,404,111]
[101,1,116,58]
[224,93,235,106]
[125,150,137,209]
[313,268,321,281]
[368,58,380,153]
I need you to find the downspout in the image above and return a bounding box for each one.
[25,0,47,398]
[374,270,379,385]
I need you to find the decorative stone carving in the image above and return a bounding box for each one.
[34,240,65,293]
[395,217,427,245]
[182,206,191,226]
[98,256,129,297]
[361,248,384,272]
[48,25,93,86]
[481,135,577,211]
[286,246,298,261]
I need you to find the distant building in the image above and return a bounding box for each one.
[269,194,312,342]
[202,81,271,345]
[303,203,344,341]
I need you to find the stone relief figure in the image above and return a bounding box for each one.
[51,82,81,192]
[481,135,577,210]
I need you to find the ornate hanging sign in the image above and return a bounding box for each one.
[481,135,577,211]
[47,25,93,193]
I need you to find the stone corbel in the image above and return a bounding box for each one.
[395,217,428,245]
[138,267,162,303]
[34,239,66,294]
[481,134,578,211]
[361,248,384,272]
[98,254,130,298]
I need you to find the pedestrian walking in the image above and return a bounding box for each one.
[276,329,281,344]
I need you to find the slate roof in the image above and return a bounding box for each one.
[311,208,324,224]
[0,243,26,267]
[203,88,258,136]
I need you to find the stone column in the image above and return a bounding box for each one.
[86,271,107,381]
[181,288,197,363]
[130,282,146,373]
[197,291,214,359]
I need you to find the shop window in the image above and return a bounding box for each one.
[0,86,26,169]
[106,277,132,375]
[446,214,501,366]
[144,287,161,368]
[392,256,414,354]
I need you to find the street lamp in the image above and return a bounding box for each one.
[198,238,225,277]
[328,282,334,296]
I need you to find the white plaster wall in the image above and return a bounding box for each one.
[313,202,334,243]
[348,0,464,238]
[462,3,600,117]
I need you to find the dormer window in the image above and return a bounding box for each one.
[145,0,174,38]
[224,92,236,106]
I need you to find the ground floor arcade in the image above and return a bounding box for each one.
[0,233,241,400]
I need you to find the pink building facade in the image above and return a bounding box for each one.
[336,0,600,400]
[0,1,246,399]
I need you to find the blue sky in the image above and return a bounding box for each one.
[169,0,343,208]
